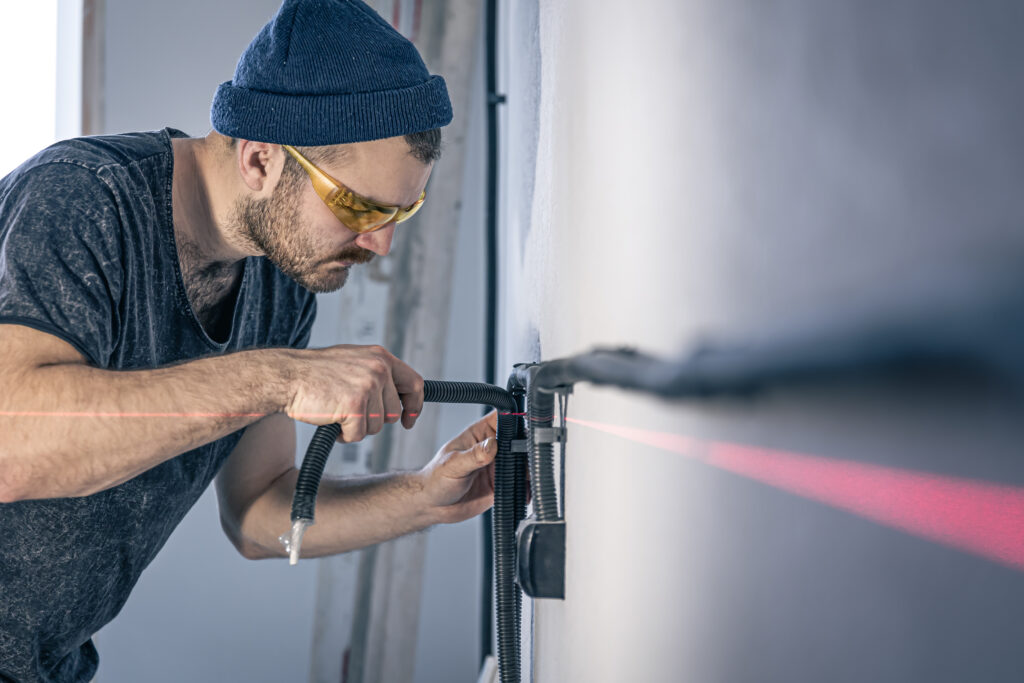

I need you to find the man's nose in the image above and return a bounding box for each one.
[354,223,396,257]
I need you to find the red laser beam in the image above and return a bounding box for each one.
[0,409,520,419]
[0,411,418,419]
[567,416,1024,572]
[12,407,1018,568]
[0,410,527,419]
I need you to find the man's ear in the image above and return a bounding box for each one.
[235,139,284,194]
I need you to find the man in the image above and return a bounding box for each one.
[0,1,497,680]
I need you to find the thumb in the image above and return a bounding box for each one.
[448,437,497,478]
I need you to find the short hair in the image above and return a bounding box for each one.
[226,129,441,166]
[404,128,442,164]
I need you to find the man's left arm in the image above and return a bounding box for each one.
[215,411,498,560]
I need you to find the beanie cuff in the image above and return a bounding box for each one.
[211,75,453,146]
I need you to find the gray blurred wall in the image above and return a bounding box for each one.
[498,1,1024,681]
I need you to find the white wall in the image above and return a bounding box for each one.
[501,1,1024,681]
[0,2,59,177]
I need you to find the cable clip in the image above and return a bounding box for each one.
[536,384,574,396]
[510,439,530,454]
[531,427,566,446]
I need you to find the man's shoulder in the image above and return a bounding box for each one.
[0,130,188,263]
[0,128,187,227]
[19,128,184,176]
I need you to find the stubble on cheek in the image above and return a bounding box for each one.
[231,183,380,293]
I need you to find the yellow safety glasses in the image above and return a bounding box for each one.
[282,144,426,233]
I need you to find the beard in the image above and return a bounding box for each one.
[231,178,376,293]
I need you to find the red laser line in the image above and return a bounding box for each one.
[567,416,1024,572]
[9,405,1017,567]
[0,411,526,422]
[0,411,417,419]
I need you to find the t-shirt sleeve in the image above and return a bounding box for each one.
[289,290,318,349]
[0,162,124,367]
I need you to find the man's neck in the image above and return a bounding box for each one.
[171,136,252,272]
[170,136,256,335]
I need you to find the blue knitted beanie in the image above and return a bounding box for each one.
[210,0,452,145]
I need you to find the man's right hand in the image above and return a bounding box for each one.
[283,344,424,442]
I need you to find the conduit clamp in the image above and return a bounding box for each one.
[510,439,529,453]
[531,427,566,446]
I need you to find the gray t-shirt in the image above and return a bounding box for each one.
[0,129,317,682]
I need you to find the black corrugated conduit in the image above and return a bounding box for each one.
[289,422,341,522]
[482,0,505,664]
[513,365,560,522]
[290,379,526,683]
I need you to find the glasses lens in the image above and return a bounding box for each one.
[326,201,397,233]
[392,194,426,224]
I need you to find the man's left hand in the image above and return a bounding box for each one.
[416,411,498,524]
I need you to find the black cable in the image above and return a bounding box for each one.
[512,364,564,523]
[484,0,500,390]
[525,386,558,521]
[289,423,341,522]
[482,0,504,667]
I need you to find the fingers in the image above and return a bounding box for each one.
[447,437,498,479]
[443,410,500,452]
[389,356,424,429]
[382,376,402,425]
[467,410,499,444]
[340,346,412,442]
[365,391,384,436]
[339,401,367,443]
[294,344,422,442]
[480,410,498,437]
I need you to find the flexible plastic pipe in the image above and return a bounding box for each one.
[290,379,525,683]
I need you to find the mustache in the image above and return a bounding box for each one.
[332,245,376,264]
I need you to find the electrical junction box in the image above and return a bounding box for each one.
[516,518,566,599]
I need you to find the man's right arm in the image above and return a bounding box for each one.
[0,324,422,503]
[0,324,294,501]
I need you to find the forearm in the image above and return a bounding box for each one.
[0,348,298,500]
[236,467,437,560]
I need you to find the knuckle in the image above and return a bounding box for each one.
[370,358,390,379]
[341,399,362,418]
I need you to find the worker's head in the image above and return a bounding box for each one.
[221,130,439,292]
[209,0,451,292]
